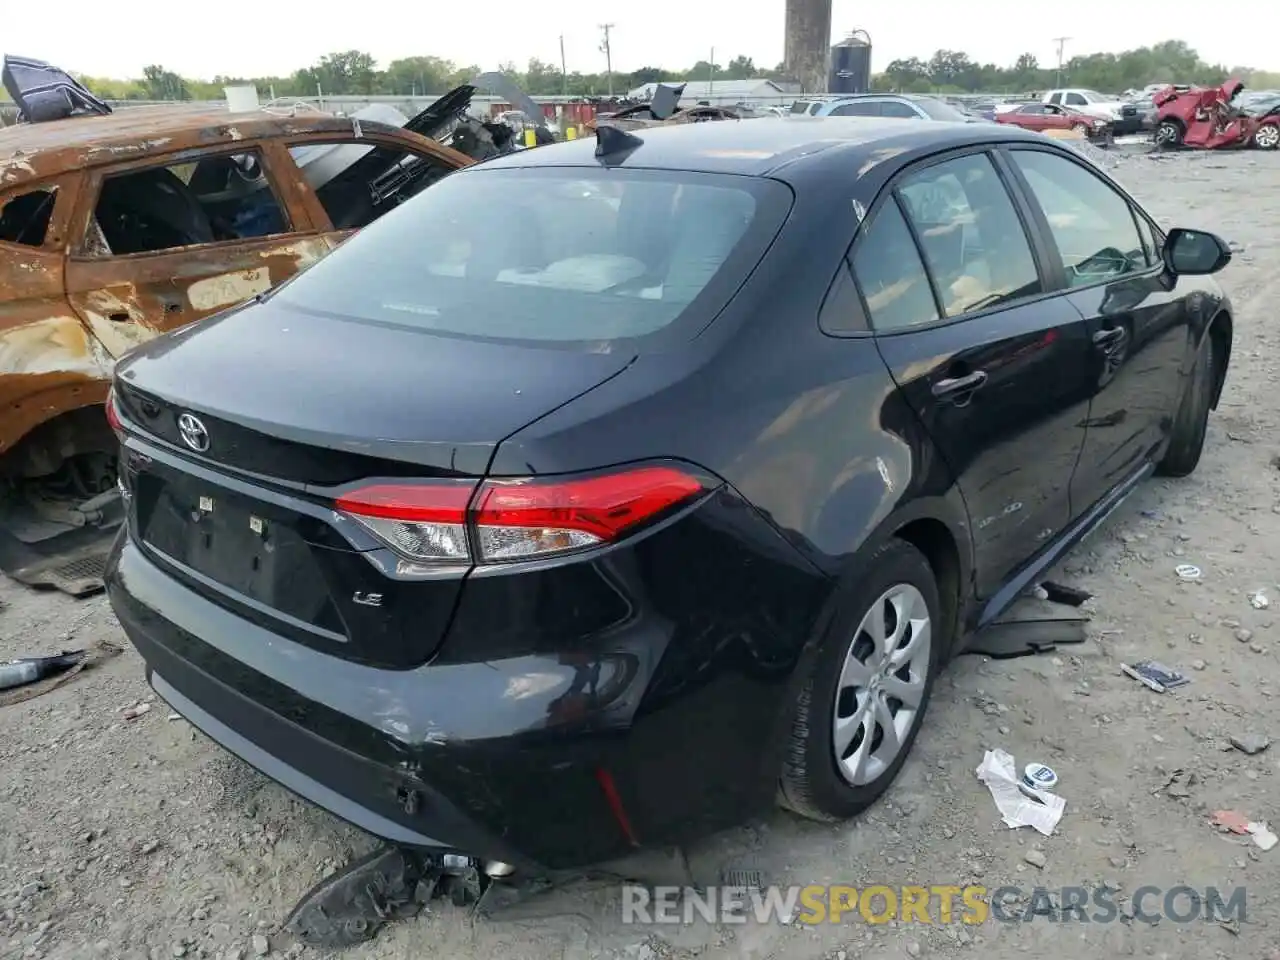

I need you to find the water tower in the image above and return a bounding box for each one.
[829,30,872,94]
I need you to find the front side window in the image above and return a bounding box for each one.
[271,167,790,346]
[1019,105,1046,115]
[849,200,939,332]
[790,101,811,114]
[88,149,288,257]
[0,187,57,247]
[1065,93,1087,106]
[289,141,455,231]
[896,153,1041,316]
[1010,149,1147,286]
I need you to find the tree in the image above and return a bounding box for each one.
[140,65,189,100]
[299,51,378,96]
[383,56,457,95]
[725,55,757,79]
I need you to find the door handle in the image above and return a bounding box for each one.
[1092,327,1125,346]
[932,370,988,399]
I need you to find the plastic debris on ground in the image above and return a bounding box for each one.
[1120,659,1191,693]
[1250,591,1270,610]
[976,749,1065,836]
[1211,811,1278,851]
[1175,564,1202,581]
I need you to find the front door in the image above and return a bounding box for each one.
[1002,146,1190,515]
[851,149,1097,598]
[64,143,330,358]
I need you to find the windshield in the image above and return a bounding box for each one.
[272,166,792,347]
[1080,90,1113,101]
[911,97,973,121]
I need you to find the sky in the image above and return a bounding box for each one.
[2,0,1273,81]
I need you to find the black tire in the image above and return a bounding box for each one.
[1156,335,1215,478]
[1254,122,1280,150]
[1156,119,1183,147]
[778,539,944,822]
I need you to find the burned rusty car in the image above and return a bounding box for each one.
[0,88,496,592]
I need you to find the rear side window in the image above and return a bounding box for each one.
[896,153,1041,316]
[272,167,791,346]
[1009,149,1147,285]
[850,200,939,332]
[88,150,289,257]
[790,101,811,114]
[881,101,922,119]
[831,101,880,117]
[0,188,56,246]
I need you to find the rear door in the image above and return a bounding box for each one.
[1002,146,1190,515]
[854,148,1097,598]
[63,142,329,358]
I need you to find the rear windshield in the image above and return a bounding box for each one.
[272,166,792,347]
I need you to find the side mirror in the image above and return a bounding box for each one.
[1162,227,1232,276]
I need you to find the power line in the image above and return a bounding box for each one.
[599,24,616,97]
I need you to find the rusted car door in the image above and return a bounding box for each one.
[0,169,117,456]
[278,131,469,250]
[62,141,329,358]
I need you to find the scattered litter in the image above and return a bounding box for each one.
[1021,762,1059,791]
[1211,810,1251,834]
[1250,591,1270,610]
[1175,564,1202,581]
[1121,660,1191,693]
[1249,822,1278,851]
[976,749,1065,836]
[1230,733,1271,755]
[1024,849,1047,869]
[122,702,151,720]
[167,712,182,722]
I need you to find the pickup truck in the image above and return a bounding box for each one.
[1042,89,1145,134]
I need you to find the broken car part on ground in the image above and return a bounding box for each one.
[0,56,556,597]
[102,115,1234,945]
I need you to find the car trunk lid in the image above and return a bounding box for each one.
[114,297,634,667]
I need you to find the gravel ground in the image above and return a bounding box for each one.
[3,145,1280,960]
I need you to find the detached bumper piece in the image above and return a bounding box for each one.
[285,847,498,948]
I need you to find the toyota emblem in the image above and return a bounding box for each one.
[177,413,210,452]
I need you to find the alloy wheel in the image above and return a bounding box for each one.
[1255,123,1280,150]
[1156,121,1180,145]
[832,583,932,786]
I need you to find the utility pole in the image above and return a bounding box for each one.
[708,47,715,99]
[560,35,568,95]
[599,23,615,97]
[1052,36,1071,87]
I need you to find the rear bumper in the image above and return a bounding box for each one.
[107,485,828,870]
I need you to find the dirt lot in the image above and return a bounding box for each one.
[3,145,1280,960]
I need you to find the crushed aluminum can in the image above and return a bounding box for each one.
[1175,564,1202,582]
[1250,591,1270,610]
[1021,762,1059,792]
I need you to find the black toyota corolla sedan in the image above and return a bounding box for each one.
[105,117,1233,876]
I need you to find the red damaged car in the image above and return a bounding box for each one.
[1154,79,1280,150]
[995,102,1107,137]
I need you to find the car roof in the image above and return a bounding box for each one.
[470,116,1051,181]
[0,105,431,189]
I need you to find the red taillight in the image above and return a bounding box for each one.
[335,465,705,566]
[105,386,123,438]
